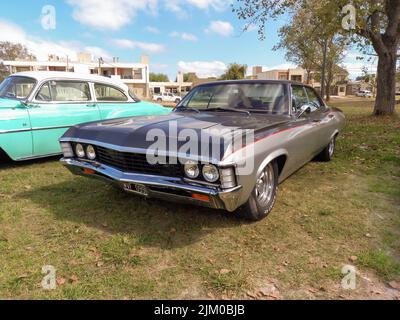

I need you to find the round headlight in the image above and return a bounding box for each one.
[202,164,220,183]
[86,145,96,160]
[75,143,85,158]
[184,162,200,179]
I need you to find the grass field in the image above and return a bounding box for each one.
[0,99,399,299]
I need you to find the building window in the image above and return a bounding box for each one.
[133,69,142,80]
[278,73,288,80]
[291,75,302,82]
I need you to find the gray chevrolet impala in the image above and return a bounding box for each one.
[60,80,345,221]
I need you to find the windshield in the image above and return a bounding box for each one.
[179,83,289,114]
[0,76,36,100]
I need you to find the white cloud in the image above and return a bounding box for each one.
[145,26,160,34]
[169,31,198,42]
[151,62,169,73]
[67,0,231,29]
[113,39,166,54]
[178,60,227,78]
[0,20,111,61]
[205,21,234,37]
[67,0,157,30]
[166,0,231,13]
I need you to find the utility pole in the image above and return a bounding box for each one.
[66,55,69,72]
[98,57,104,75]
[320,39,327,99]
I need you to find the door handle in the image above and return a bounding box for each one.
[86,104,97,108]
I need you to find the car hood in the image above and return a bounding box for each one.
[62,111,291,160]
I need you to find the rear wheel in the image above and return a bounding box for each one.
[236,161,278,221]
[315,136,336,162]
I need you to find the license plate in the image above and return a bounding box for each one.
[123,183,148,196]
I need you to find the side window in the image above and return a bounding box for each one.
[48,81,91,102]
[36,82,52,101]
[305,87,322,111]
[291,85,308,112]
[186,87,213,109]
[94,84,128,102]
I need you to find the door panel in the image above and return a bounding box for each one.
[28,103,101,156]
[304,87,332,151]
[0,103,32,159]
[29,80,101,156]
[291,85,319,162]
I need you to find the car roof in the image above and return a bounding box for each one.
[10,71,127,88]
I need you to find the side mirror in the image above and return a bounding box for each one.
[296,104,312,118]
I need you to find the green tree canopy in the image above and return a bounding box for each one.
[0,42,36,81]
[233,0,400,115]
[149,73,169,82]
[220,63,247,80]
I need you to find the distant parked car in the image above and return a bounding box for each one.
[0,71,170,161]
[355,90,372,98]
[153,92,182,104]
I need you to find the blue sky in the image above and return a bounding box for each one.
[0,0,371,80]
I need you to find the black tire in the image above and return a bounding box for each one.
[315,136,336,162]
[235,161,279,221]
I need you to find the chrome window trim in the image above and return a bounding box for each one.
[28,77,136,103]
[93,82,129,103]
[32,79,93,104]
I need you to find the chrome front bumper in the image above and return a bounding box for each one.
[60,158,243,212]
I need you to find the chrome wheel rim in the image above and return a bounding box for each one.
[328,139,335,157]
[255,163,275,207]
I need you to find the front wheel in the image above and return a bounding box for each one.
[235,161,279,221]
[315,136,336,162]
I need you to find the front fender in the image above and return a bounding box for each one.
[256,148,288,178]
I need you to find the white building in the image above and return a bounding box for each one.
[2,53,150,98]
[149,72,193,97]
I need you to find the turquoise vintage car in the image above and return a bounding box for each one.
[0,72,170,161]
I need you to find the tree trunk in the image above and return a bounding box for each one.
[320,39,328,99]
[374,47,397,115]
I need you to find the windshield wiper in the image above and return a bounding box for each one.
[174,106,200,113]
[205,107,250,116]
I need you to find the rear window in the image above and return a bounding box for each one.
[94,84,128,102]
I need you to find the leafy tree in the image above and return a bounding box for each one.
[0,42,36,81]
[233,0,400,115]
[149,73,169,82]
[273,7,348,100]
[220,63,247,80]
[183,73,199,82]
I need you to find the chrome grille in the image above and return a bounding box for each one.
[96,146,182,177]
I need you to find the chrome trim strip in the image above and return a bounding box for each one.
[61,158,243,211]
[15,152,62,161]
[0,125,72,134]
[59,137,234,166]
